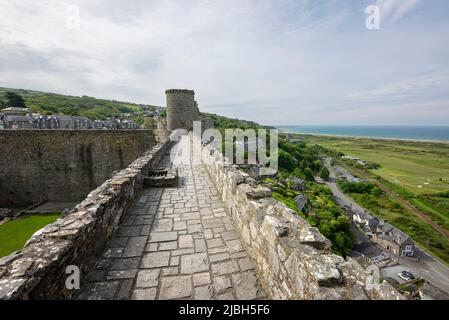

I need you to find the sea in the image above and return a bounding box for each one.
[276,125,449,142]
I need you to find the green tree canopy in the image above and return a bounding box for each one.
[4,92,26,108]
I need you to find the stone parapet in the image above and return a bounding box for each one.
[0,138,173,300]
[198,137,403,300]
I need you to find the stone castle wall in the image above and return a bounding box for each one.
[0,130,156,207]
[197,136,402,300]
[0,138,172,299]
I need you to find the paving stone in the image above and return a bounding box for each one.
[222,231,239,241]
[194,239,207,252]
[170,256,180,266]
[79,281,121,300]
[238,258,255,271]
[204,229,214,239]
[159,275,192,300]
[117,226,142,237]
[141,252,171,268]
[117,279,133,299]
[110,258,140,271]
[103,248,124,258]
[226,239,244,253]
[212,260,239,276]
[106,269,138,280]
[173,221,187,230]
[132,288,157,300]
[171,248,195,256]
[207,238,224,248]
[136,269,160,288]
[146,243,158,252]
[193,272,211,287]
[122,236,147,258]
[86,270,106,282]
[195,285,214,300]
[108,237,129,248]
[208,247,228,255]
[152,219,173,232]
[148,232,178,243]
[232,272,258,300]
[181,212,200,220]
[213,275,232,293]
[162,267,179,276]
[180,253,209,274]
[179,235,194,248]
[209,253,230,263]
[159,241,178,251]
[187,224,203,234]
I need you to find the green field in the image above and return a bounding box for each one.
[0,213,60,258]
[299,134,449,263]
[303,135,449,195]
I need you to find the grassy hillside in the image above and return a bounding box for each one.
[0,87,163,124]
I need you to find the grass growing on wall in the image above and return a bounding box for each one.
[0,213,60,258]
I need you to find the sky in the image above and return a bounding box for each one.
[1,0,449,125]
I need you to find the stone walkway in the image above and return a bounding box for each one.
[77,141,266,300]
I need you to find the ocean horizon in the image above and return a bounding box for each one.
[276,125,449,142]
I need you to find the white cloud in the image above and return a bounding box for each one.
[375,0,420,23]
[0,0,448,125]
[345,72,449,100]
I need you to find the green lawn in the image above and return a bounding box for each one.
[304,135,449,195]
[0,213,60,258]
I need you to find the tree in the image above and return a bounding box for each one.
[279,150,296,172]
[4,92,26,108]
[304,167,314,181]
[320,167,330,180]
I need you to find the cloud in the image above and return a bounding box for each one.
[0,0,448,125]
[345,72,449,100]
[375,0,420,23]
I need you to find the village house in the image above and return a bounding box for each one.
[373,222,415,257]
[2,115,34,129]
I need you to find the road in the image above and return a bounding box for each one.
[323,161,449,294]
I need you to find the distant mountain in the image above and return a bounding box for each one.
[0,87,163,124]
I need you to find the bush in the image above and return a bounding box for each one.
[320,167,330,180]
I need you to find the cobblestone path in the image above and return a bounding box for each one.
[78,142,267,300]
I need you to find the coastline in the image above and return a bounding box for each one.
[277,128,449,145]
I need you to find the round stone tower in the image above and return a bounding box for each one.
[165,89,199,131]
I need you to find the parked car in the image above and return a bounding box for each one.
[398,271,415,281]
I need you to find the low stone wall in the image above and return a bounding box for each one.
[199,139,402,300]
[0,138,172,300]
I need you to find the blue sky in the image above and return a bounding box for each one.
[1,0,449,125]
